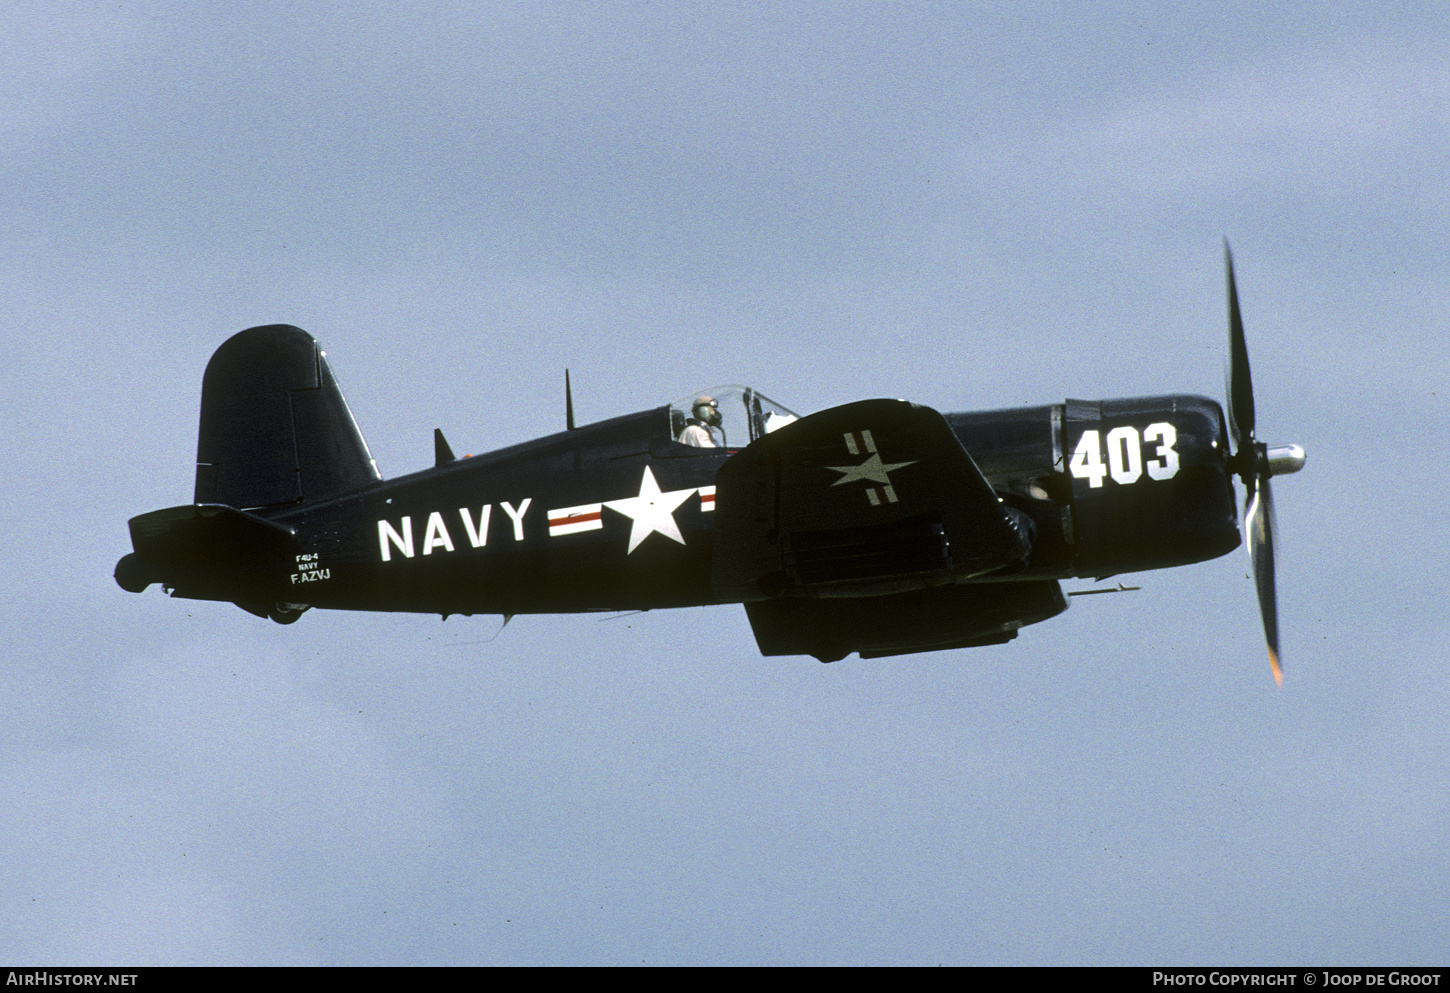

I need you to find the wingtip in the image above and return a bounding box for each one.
[1269,648,1283,687]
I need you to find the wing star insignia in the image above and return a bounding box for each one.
[828,430,917,505]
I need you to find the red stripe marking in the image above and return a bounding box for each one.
[550,511,602,525]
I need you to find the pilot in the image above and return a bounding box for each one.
[680,396,722,447]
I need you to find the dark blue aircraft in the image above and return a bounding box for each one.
[116,252,1304,682]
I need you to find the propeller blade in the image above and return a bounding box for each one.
[1223,244,1296,685]
[1225,244,1256,459]
[1245,476,1281,686]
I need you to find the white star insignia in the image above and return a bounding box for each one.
[826,452,917,487]
[605,466,696,554]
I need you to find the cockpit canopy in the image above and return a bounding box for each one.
[668,386,799,450]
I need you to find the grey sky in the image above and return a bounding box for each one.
[2,1,1446,964]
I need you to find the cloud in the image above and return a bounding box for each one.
[1,635,458,964]
[961,50,1450,206]
[0,3,147,140]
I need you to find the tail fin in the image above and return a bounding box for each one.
[194,325,381,508]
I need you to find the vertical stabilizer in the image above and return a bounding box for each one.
[194,325,381,508]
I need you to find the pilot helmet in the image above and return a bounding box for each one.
[692,396,722,428]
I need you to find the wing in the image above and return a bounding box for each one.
[742,579,1067,662]
[712,398,1032,600]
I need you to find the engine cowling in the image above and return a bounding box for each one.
[1064,394,1240,577]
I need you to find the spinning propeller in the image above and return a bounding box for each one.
[1223,245,1305,685]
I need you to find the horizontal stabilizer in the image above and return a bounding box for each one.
[116,503,296,593]
[129,503,294,565]
[713,399,1031,599]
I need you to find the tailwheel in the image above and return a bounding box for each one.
[268,602,310,625]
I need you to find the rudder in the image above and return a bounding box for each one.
[194,325,381,508]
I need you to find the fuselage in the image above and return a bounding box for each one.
[251,392,1240,618]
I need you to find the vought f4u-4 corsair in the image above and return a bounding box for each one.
[116,251,1305,682]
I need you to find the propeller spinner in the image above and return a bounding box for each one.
[1224,245,1305,685]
